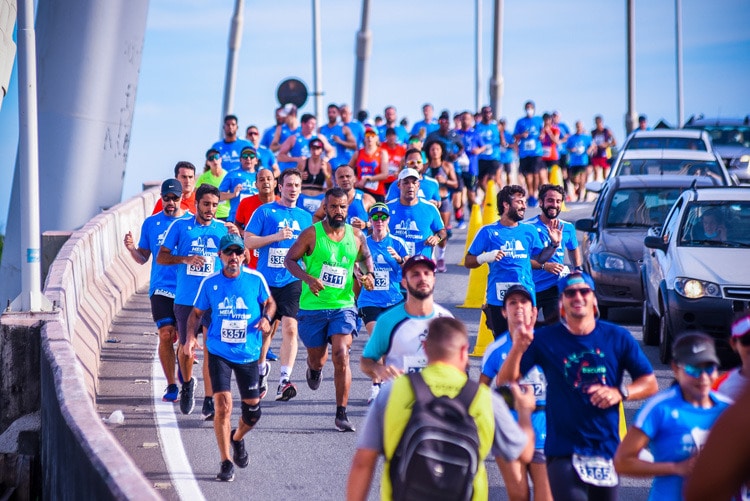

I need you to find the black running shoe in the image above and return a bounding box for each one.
[180,378,195,415]
[231,429,249,468]
[306,367,322,390]
[216,459,235,482]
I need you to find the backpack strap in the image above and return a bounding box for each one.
[408,371,480,411]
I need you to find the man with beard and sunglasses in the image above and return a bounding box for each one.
[284,187,376,432]
[360,255,452,388]
[526,184,582,325]
[498,272,657,501]
[465,185,560,338]
[158,184,240,418]
[124,178,190,402]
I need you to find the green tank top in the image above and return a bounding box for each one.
[300,222,358,310]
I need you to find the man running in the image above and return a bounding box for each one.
[123,178,189,402]
[184,234,276,482]
[514,101,545,206]
[211,114,253,172]
[284,187,376,432]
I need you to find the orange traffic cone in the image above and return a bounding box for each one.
[482,180,499,224]
[458,204,483,266]
[470,310,495,357]
[549,164,568,212]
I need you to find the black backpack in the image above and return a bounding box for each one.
[390,372,481,501]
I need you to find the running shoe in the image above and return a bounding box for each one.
[180,378,195,415]
[528,196,538,207]
[258,361,270,399]
[456,221,468,230]
[266,347,279,362]
[230,428,249,468]
[334,412,356,432]
[216,459,235,482]
[275,380,297,401]
[162,384,179,402]
[436,259,447,273]
[367,384,381,405]
[202,396,215,420]
[306,367,322,390]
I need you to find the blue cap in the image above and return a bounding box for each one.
[557,272,596,295]
[368,203,389,218]
[219,234,244,252]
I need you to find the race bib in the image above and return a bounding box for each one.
[365,180,379,191]
[373,270,389,291]
[542,146,552,157]
[523,139,536,151]
[403,354,427,373]
[572,454,618,487]
[187,256,215,277]
[320,263,347,289]
[496,282,517,301]
[220,319,247,344]
[268,247,288,268]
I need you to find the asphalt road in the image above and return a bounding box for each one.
[97,200,674,500]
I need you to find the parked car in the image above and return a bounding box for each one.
[575,175,721,318]
[642,186,750,364]
[620,129,713,152]
[684,115,750,184]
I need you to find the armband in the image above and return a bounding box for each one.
[476,250,499,265]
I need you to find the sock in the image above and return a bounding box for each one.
[280,366,291,384]
[259,361,269,376]
[435,246,446,261]
[336,405,347,418]
[455,208,463,221]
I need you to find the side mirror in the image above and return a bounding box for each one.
[644,235,668,253]
[575,218,596,233]
[586,181,603,194]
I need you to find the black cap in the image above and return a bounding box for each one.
[160,178,182,197]
[503,284,533,304]
[439,111,450,121]
[402,255,436,273]
[206,148,220,158]
[672,332,720,366]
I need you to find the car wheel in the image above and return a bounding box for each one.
[642,300,659,346]
[658,306,672,364]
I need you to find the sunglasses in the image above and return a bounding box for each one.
[406,160,423,166]
[241,153,257,159]
[680,363,718,378]
[207,153,221,161]
[736,334,750,347]
[247,131,259,136]
[162,195,180,202]
[562,287,593,298]
[222,247,244,256]
[370,214,389,222]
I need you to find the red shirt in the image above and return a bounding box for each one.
[355,148,386,196]
[382,143,406,184]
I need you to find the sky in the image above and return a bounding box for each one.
[0,0,749,233]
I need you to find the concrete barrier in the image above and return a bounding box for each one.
[38,188,160,498]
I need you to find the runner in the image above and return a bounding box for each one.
[196,149,229,221]
[423,139,457,271]
[714,312,750,399]
[350,127,389,202]
[514,101,545,206]
[211,114,253,172]
[296,137,333,215]
[384,149,440,207]
[219,145,259,223]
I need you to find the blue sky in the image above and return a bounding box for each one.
[1,0,749,233]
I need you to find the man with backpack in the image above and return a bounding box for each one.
[347,316,535,501]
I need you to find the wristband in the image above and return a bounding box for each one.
[262,314,272,323]
[541,262,546,271]
[477,250,499,265]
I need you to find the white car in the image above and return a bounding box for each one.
[642,186,750,364]
[621,129,713,152]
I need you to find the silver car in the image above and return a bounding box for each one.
[642,187,750,364]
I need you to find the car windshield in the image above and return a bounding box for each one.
[627,137,707,151]
[679,201,750,247]
[617,158,725,181]
[606,188,684,228]
[699,126,750,148]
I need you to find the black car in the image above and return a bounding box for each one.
[575,175,721,319]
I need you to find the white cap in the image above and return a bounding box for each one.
[398,168,421,181]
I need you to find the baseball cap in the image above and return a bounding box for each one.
[732,313,750,338]
[403,255,436,274]
[278,103,297,118]
[161,178,183,197]
[503,284,533,304]
[240,145,257,156]
[398,168,421,182]
[309,138,324,148]
[368,203,389,218]
[557,272,596,295]
[672,332,720,366]
[364,127,378,136]
[206,148,220,158]
[219,234,245,252]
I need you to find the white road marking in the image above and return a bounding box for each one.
[152,348,206,501]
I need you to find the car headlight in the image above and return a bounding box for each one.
[674,277,722,299]
[589,252,635,273]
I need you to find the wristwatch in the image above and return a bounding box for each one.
[618,382,629,401]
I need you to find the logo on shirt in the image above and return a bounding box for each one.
[218,295,250,319]
[190,236,218,255]
[500,239,528,260]
[564,349,609,395]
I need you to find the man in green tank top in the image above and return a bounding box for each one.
[285,187,376,432]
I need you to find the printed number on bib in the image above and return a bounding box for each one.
[320,263,347,289]
[523,139,536,151]
[572,454,618,487]
[268,247,288,268]
[496,282,517,301]
[221,319,247,344]
[373,270,389,291]
[188,257,215,277]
